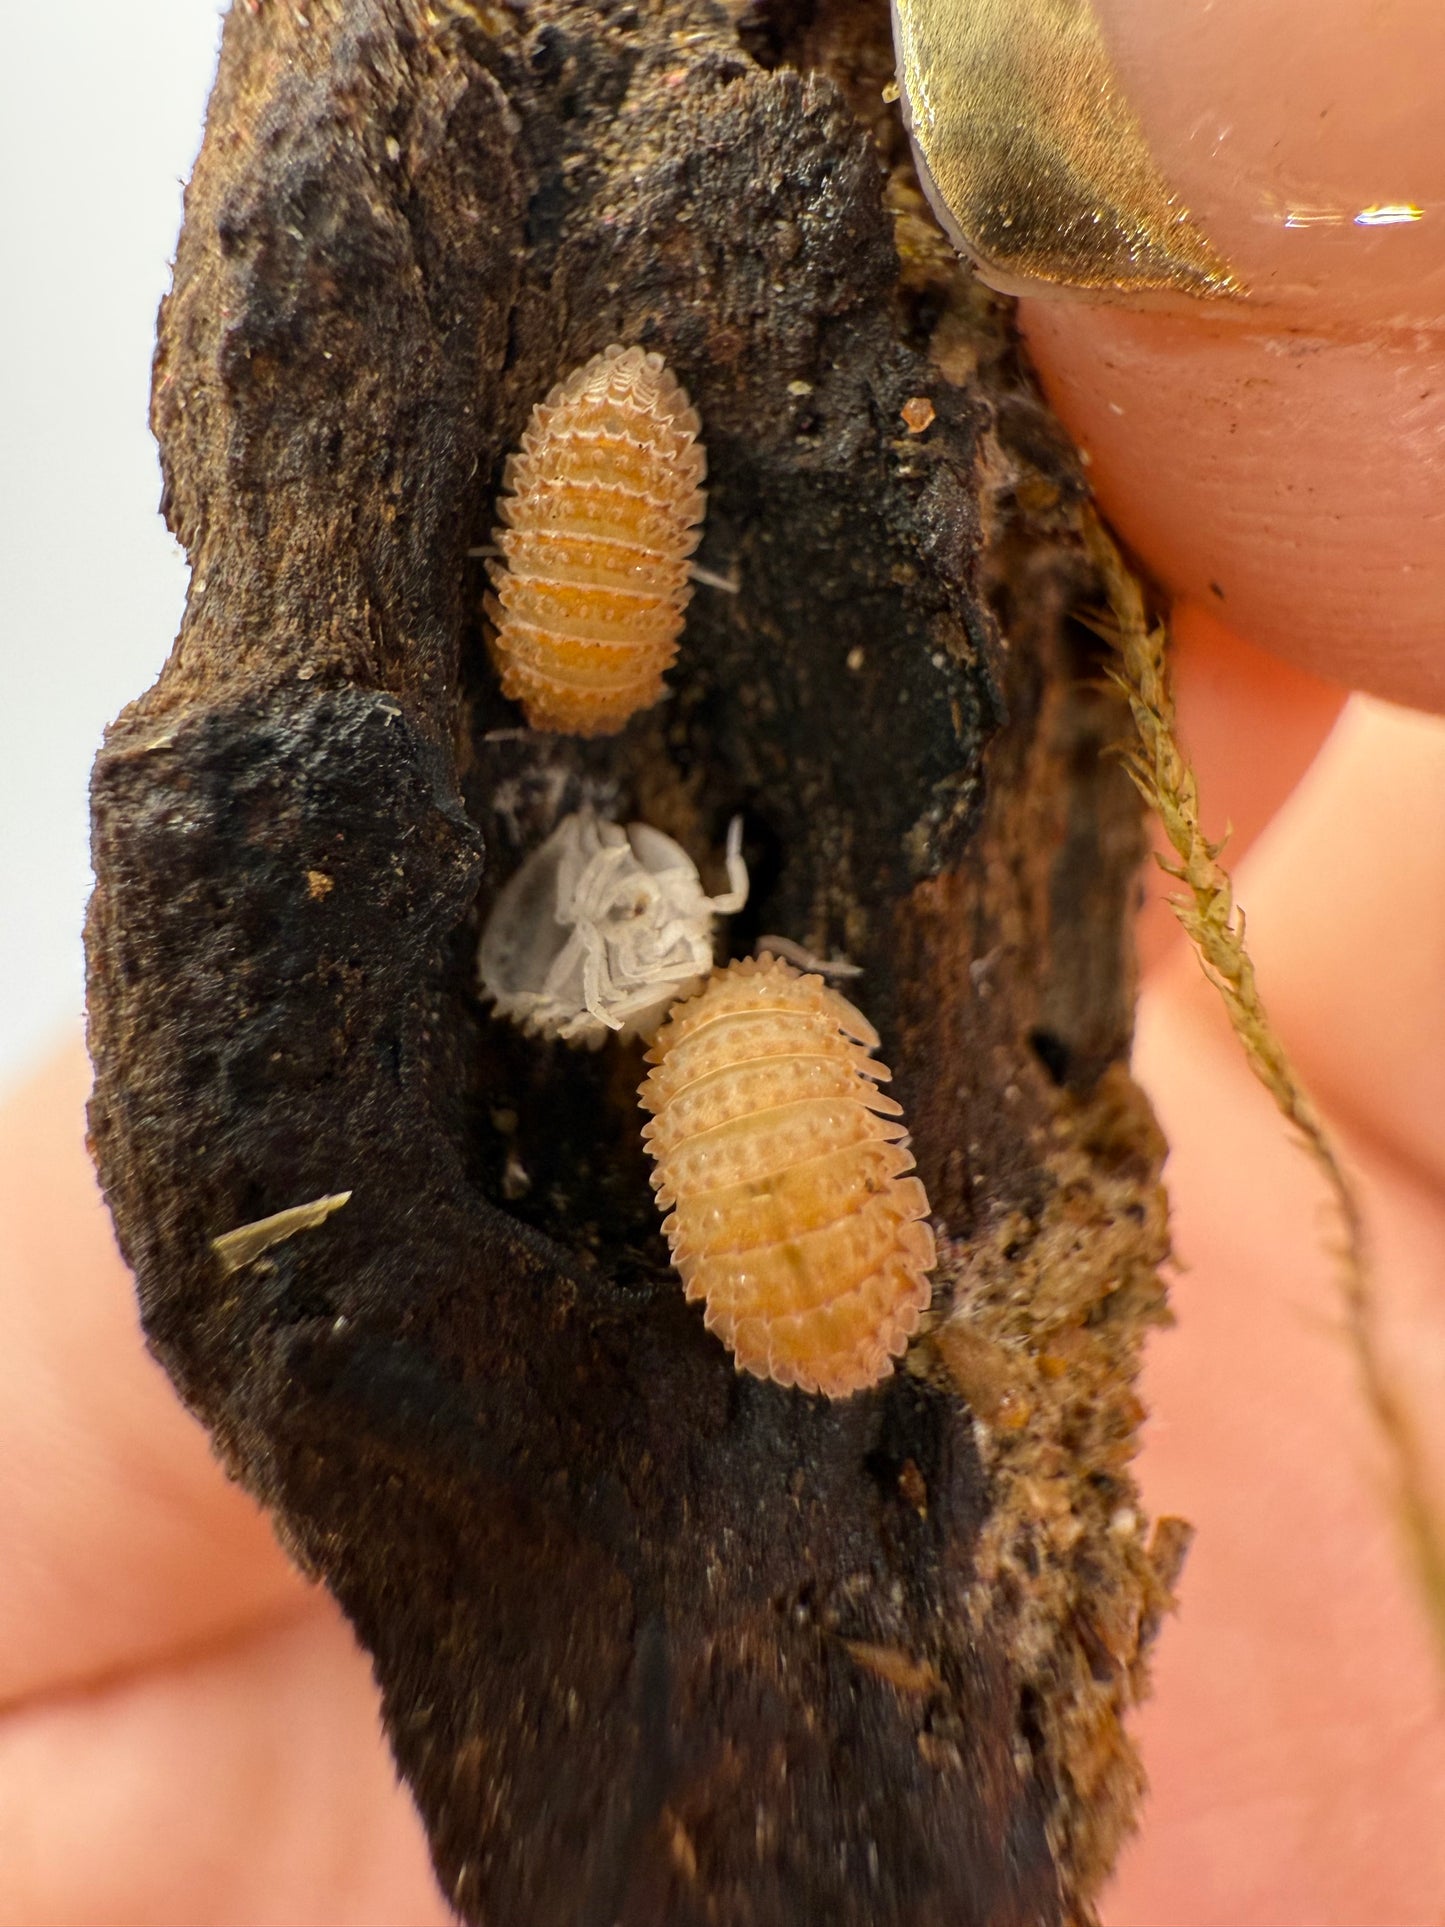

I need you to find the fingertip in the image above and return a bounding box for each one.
[1013,0,1445,709]
[891,0,1445,711]
[1091,0,1445,330]
[1019,299,1445,711]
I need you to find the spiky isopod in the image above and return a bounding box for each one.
[639,956,936,1398]
[484,344,706,737]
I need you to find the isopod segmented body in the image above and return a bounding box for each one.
[639,956,935,1398]
[484,344,706,737]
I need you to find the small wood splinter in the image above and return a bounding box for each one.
[484,344,706,737]
[210,1190,353,1274]
[639,957,936,1398]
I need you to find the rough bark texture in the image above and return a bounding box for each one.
[86,1,1182,1920]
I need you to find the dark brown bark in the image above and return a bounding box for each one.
[85,1,1181,1920]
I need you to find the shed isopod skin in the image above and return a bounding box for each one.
[484,344,706,737]
[477,809,748,1046]
[639,957,936,1398]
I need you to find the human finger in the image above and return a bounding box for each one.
[0,1598,449,1927]
[1008,0,1445,710]
[1110,699,1445,1923]
[0,1042,307,1708]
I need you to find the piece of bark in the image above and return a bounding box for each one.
[85,0,1178,1920]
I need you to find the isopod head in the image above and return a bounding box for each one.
[484,344,706,737]
[639,956,936,1398]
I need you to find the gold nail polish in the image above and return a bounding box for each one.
[890,0,1244,299]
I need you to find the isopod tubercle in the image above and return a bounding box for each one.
[639,956,936,1399]
[484,344,706,737]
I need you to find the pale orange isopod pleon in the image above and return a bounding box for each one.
[484,344,706,737]
[639,956,936,1398]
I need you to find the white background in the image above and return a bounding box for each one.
[1,1,226,1089]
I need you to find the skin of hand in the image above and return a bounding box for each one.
[1013,3,1445,1920]
[3,4,1442,1921]
[0,1044,454,1927]
[1018,0,1445,715]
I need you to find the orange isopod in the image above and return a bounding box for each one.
[484,344,706,737]
[639,956,936,1398]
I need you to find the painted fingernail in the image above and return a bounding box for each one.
[889,0,1243,301]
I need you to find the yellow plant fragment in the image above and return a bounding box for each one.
[211,1190,354,1274]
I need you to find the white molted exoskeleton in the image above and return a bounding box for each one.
[478,808,748,1045]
